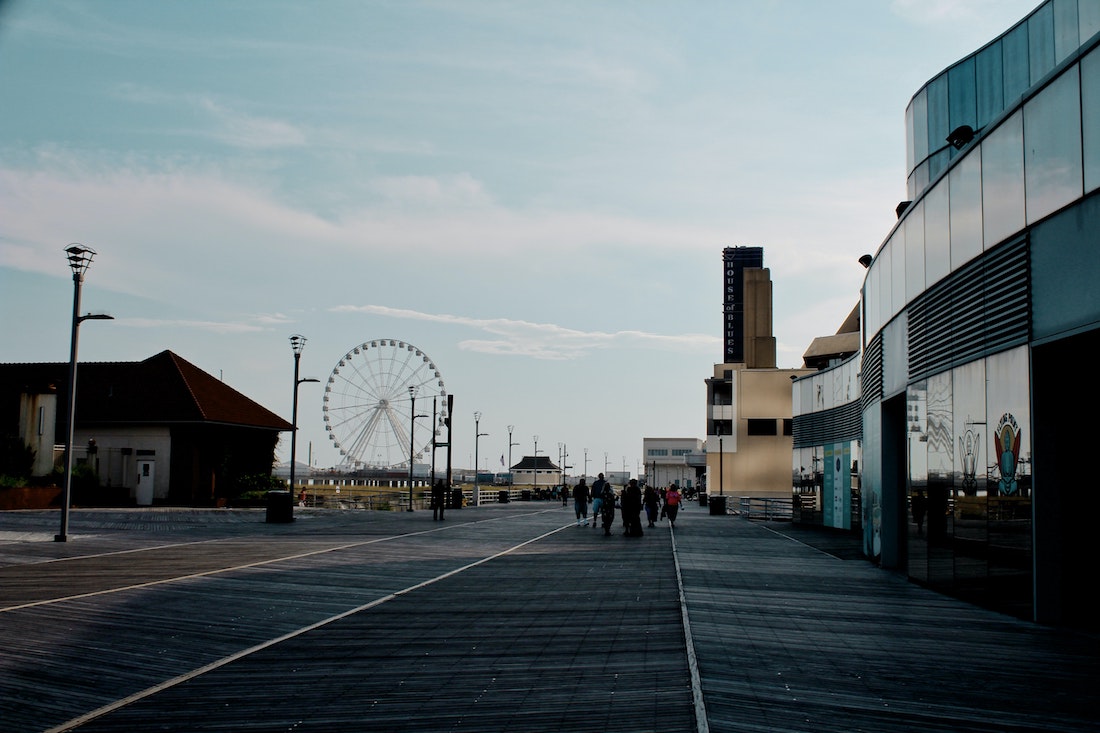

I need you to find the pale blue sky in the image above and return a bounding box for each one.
[0,0,1039,475]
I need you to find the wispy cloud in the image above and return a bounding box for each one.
[111,84,307,149]
[114,317,269,335]
[196,97,307,149]
[329,304,719,360]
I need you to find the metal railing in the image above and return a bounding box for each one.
[738,496,794,521]
[296,485,571,510]
[297,489,431,511]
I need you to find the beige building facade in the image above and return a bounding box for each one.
[706,248,812,501]
[706,363,810,499]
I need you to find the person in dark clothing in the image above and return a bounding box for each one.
[590,473,608,530]
[599,482,617,536]
[621,479,643,536]
[572,479,590,526]
[643,484,660,527]
[432,480,447,521]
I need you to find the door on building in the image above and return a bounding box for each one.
[136,460,155,506]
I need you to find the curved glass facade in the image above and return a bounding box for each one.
[905,0,1100,202]
[868,36,1100,339]
[852,5,1100,624]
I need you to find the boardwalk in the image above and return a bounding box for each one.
[1,502,1097,732]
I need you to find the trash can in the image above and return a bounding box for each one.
[498,489,510,503]
[708,495,727,515]
[699,492,708,507]
[451,488,464,508]
[266,490,294,523]
[520,489,532,501]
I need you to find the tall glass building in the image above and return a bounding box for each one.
[801,0,1099,627]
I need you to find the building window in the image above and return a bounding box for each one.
[782,419,792,436]
[747,419,778,436]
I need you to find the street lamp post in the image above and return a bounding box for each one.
[407,386,426,512]
[507,425,519,482]
[532,435,539,496]
[584,448,589,481]
[558,443,564,487]
[286,334,319,520]
[431,397,438,485]
[474,412,488,506]
[56,245,113,543]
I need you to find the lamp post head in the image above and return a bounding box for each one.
[65,244,96,278]
[289,334,307,355]
[474,411,482,422]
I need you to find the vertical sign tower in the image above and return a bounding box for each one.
[722,246,764,364]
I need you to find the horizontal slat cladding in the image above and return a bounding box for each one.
[860,335,883,414]
[794,400,862,448]
[909,236,1029,382]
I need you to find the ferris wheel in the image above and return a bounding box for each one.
[322,339,447,469]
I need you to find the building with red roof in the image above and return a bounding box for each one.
[1,351,291,506]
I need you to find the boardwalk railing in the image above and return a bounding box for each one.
[299,489,432,511]
[738,496,794,521]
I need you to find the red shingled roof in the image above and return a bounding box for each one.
[1,351,291,431]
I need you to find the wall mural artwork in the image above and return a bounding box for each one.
[994,412,1022,496]
[958,422,981,494]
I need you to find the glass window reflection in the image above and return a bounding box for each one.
[975,40,1004,130]
[982,111,1025,248]
[985,347,1032,617]
[1081,0,1100,42]
[1082,47,1100,193]
[1024,66,1082,224]
[1029,2,1056,85]
[891,220,906,315]
[1003,22,1031,105]
[901,208,920,304]
[1052,0,1079,64]
[927,75,949,169]
[912,87,929,167]
[950,151,983,269]
[923,182,950,287]
[948,58,977,164]
[907,380,930,583]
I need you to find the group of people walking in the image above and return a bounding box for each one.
[571,473,683,536]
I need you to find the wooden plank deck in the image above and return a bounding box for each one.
[1,503,1097,732]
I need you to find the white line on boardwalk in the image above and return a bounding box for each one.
[670,523,711,733]
[0,511,553,613]
[43,522,575,733]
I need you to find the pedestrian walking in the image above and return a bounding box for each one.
[621,478,643,536]
[590,473,608,529]
[432,479,447,521]
[643,484,660,527]
[572,478,590,526]
[664,484,682,528]
[599,481,617,536]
